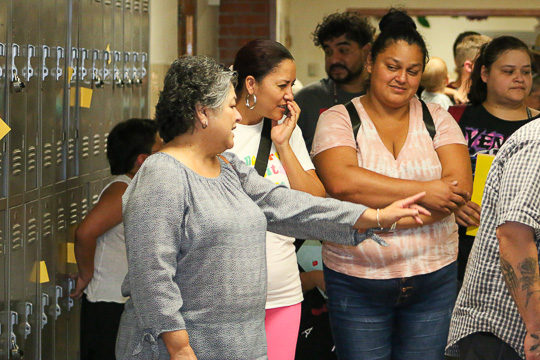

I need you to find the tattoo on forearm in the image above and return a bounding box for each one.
[531,334,540,352]
[518,257,540,307]
[501,257,518,296]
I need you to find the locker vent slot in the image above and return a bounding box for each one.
[93,134,100,156]
[12,223,22,250]
[27,146,37,172]
[43,212,52,238]
[44,143,53,168]
[27,217,37,244]
[57,207,66,232]
[82,136,90,159]
[12,148,23,176]
[69,202,78,225]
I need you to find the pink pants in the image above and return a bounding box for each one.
[265,302,301,360]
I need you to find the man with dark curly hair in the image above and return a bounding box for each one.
[296,11,375,152]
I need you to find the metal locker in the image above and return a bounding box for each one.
[89,0,107,175]
[140,0,149,117]
[53,189,69,360]
[130,0,142,119]
[112,0,124,130]
[22,200,39,359]
[65,186,80,360]
[38,195,57,360]
[66,0,80,180]
[7,0,29,200]
[8,205,26,359]
[101,0,114,177]
[24,1,40,195]
[0,206,7,359]
[78,0,96,177]
[40,0,61,189]
[122,0,133,121]
[0,0,8,201]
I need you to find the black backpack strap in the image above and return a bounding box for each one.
[419,99,436,140]
[344,101,362,141]
[254,118,272,177]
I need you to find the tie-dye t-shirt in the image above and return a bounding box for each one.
[311,97,467,279]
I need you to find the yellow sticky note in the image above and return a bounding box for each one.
[0,117,11,140]
[67,242,77,264]
[79,87,93,108]
[466,154,496,236]
[106,44,111,64]
[69,87,93,108]
[30,261,50,283]
[68,66,74,81]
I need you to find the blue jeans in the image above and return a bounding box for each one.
[324,262,457,360]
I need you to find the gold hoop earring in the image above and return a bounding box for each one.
[246,93,257,110]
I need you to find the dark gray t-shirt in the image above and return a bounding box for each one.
[296,78,364,152]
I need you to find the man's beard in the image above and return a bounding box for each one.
[328,64,363,84]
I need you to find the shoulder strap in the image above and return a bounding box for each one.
[254,118,272,177]
[447,104,467,124]
[344,101,362,140]
[217,154,230,164]
[419,99,436,140]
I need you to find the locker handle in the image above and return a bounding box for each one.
[55,286,62,319]
[41,293,49,328]
[24,44,35,82]
[42,45,50,81]
[67,278,75,311]
[54,46,64,81]
[0,42,4,57]
[11,43,20,81]
[114,50,121,62]
[10,311,22,358]
[22,302,32,339]
[79,48,88,80]
[141,52,147,78]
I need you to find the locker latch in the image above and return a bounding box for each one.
[67,278,75,311]
[10,311,24,359]
[11,44,26,92]
[53,46,64,81]
[55,286,62,319]
[41,293,49,329]
[42,45,50,81]
[22,44,35,82]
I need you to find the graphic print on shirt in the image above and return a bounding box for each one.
[463,126,508,174]
[242,152,287,185]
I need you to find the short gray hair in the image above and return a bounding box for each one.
[155,55,238,142]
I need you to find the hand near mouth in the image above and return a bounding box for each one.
[270,100,301,147]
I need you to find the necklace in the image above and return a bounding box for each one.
[526,107,532,120]
[333,81,338,105]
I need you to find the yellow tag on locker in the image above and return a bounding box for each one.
[67,242,77,264]
[69,87,93,108]
[68,66,74,81]
[106,44,111,64]
[466,154,496,236]
[30,261,50,283]
[0,117,11,140]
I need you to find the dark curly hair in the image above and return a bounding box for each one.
[107,118,158,175]
[234,39,294,95]
[155,55,238,143]
[468,36,532,106]
[312,11,375,48]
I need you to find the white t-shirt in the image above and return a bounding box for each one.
[85,175,130,303]
[228,120,314,309]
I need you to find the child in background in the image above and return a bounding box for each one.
[421,56,453,110]
[71,118,163,360]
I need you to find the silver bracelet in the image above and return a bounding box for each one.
[377,208,397,231]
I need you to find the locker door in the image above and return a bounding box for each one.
[112,0,124,129]
[78,0,95,177]
[22,200,39,359]
[0,0,8,200]
[8,205,26,359]
[0,206,7,359]
[66,0,80,180]
[24,0,40,195]
[40,0,60,189]
[8,0,29,200]
[54,190,69,360]
[39,195,57,360]
[102,0,113,177]
[66,186,80,360]
[140,0,149,117]
[90,0,107,174]
[130,0,142,119]
[122,0,132,120]
[55,0,69,185]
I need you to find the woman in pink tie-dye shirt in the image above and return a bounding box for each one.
[311,9,472,360]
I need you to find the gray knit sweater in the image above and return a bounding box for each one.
[116,152,376,360]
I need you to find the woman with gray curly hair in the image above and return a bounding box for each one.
[116,55,429,360]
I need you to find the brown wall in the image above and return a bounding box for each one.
[218,0,272,66]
